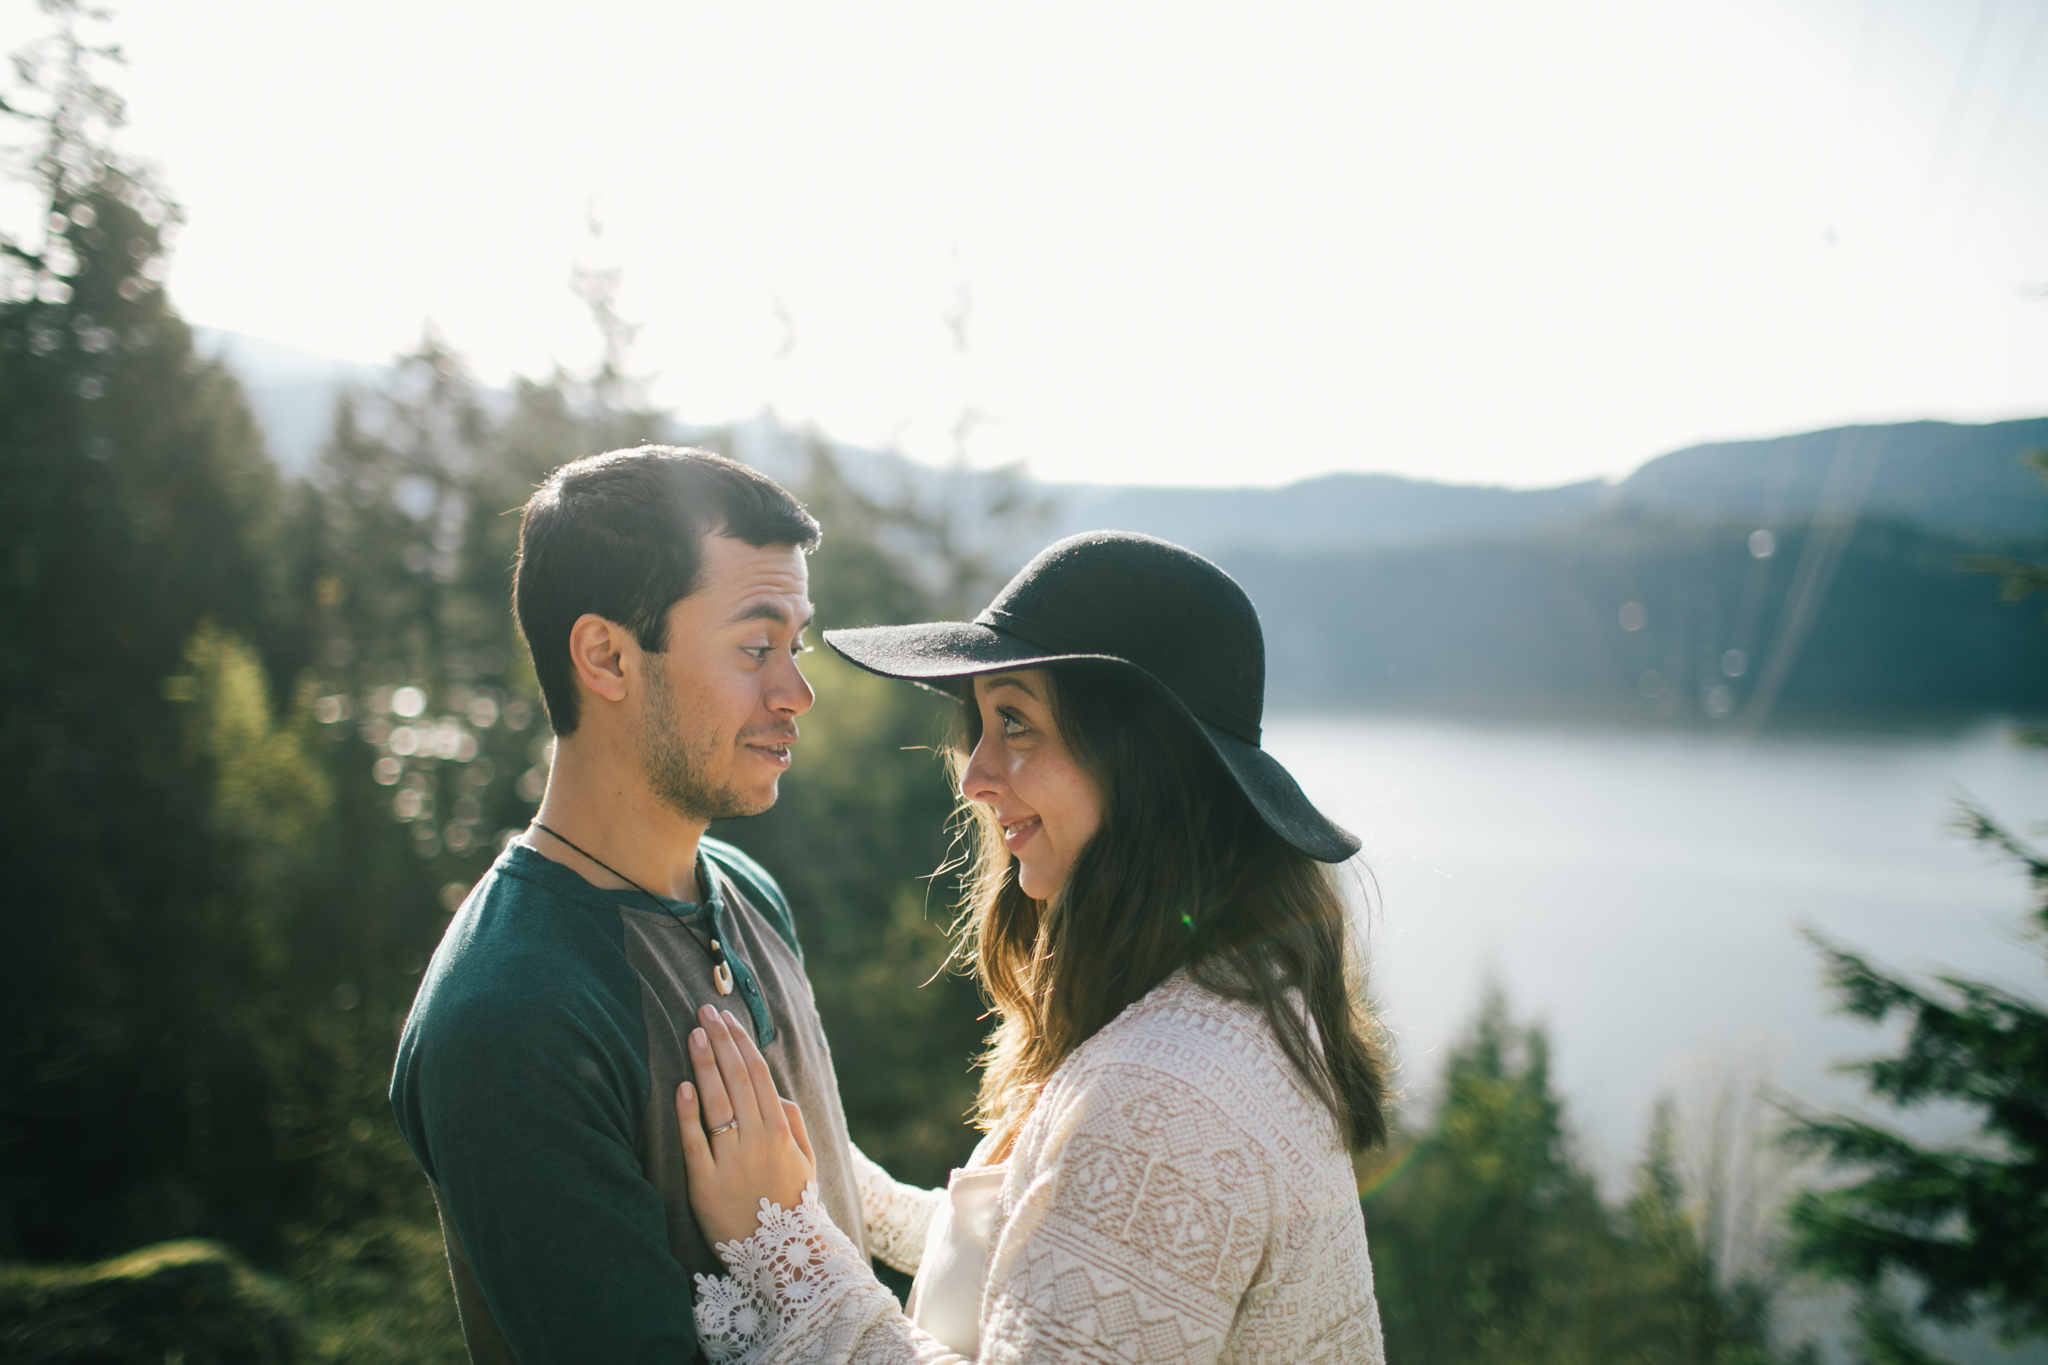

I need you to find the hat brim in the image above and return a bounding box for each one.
[825,622,1361,864]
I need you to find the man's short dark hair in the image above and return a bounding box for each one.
[514,446,822,736]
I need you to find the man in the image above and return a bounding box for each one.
[390,446,868,1362]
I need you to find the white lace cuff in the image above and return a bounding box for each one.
[692,1181,869,1365]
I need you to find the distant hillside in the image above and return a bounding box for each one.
[1036,419,2048,558]
[1222,513,2048,717]
[1044,474,1608,554]
[193,329,395,472]
[1616,419,2048,542]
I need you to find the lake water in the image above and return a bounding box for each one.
[1265,713,2048,1183]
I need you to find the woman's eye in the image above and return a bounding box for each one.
[998,711,1027,737]
[742,646,771,662]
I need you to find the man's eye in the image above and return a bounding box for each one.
[742,646,772,662]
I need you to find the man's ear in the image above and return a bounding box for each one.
[568,614,632,706]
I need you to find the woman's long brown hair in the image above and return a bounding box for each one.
[951,662,1389,1155]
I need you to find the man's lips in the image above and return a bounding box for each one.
[744,732,796,768]
[1000,814,1041,851]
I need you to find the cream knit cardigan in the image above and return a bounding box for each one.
[691,973,1386,1364]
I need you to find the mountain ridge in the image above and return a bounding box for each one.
[200,326,2048,720]
[200,326,2047,556]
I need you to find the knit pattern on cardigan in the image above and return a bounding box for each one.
[693,974,1384,1364]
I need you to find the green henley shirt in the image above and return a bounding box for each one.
[390,838,867,1364]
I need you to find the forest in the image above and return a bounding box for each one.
[2,12,2044,1365]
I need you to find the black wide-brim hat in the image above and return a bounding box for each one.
[824,530,1360,863]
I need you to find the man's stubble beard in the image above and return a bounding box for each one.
[637,653,768,823]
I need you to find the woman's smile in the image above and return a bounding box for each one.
[1000,813,1042,852]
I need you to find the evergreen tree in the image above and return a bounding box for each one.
[0,2,318,1258]
[1363,992,1615,1363]
[1615,1101,1783,1365]
[1364,993,1807,1364]
[1781,809,2048,1354]
[1781,485,2048,1359]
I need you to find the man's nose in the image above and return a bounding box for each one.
[769,656,815,717]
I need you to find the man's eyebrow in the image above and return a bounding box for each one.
[723,601,816,630]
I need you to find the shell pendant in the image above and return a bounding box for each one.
[713,962,734,996]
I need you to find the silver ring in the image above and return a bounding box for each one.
[705,1120,739,1138]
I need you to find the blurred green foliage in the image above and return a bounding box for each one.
[0,1240,299,1364]
[0,13,318,1264]
[1781,806,2048,1358]
[1363,993,1804,1365]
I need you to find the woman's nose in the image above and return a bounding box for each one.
[960,733,1004,805]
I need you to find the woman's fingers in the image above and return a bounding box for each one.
[674,1014,818,1248]
[675,1082,716,1183]
[708,998,765,1129]
[730,1010,791,1137]
[687,1024,738,1137]
[699,1004,762,1128]
[782,1098,815,1167]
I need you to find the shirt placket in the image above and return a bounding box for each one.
[697,872,777,1045]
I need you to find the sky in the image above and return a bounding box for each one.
[12,0,2048,487]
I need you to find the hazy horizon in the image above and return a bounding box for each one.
[198,323,2048,494]
[12,0,2040,490]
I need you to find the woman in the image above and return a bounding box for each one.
[676,530,1390,1363]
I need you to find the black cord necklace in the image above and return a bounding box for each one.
[529,820,735,996]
